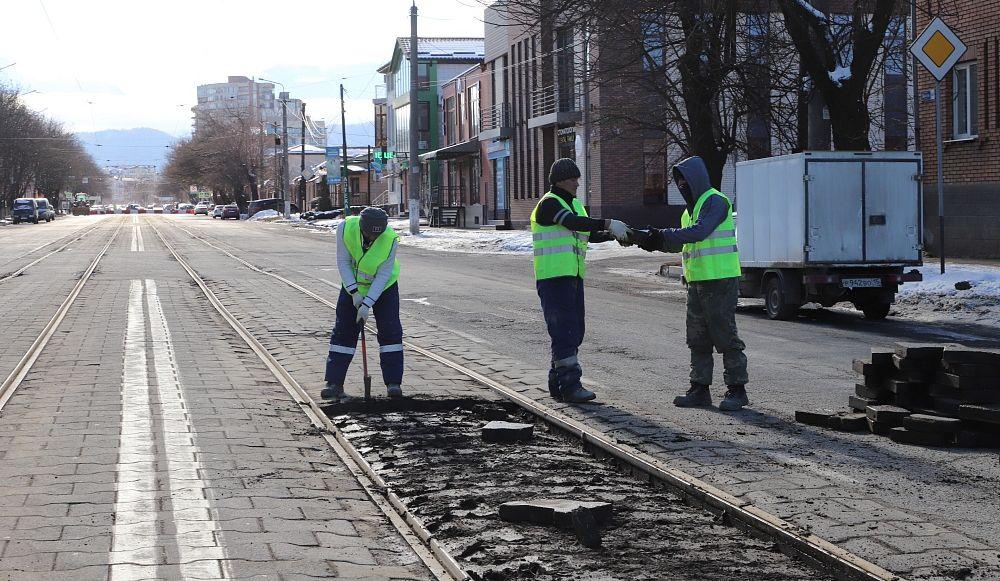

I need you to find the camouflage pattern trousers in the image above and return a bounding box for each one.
[686,277,749,387]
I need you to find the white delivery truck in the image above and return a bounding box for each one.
[734,151,923,321]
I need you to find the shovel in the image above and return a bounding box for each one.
[360,326,372,401]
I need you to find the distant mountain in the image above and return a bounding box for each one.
[75,128,178,169]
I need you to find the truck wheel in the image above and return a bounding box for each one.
[860,303,891,320]
[764,277,799,320]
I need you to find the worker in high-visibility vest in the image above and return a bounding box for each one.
[323,207,404,401]
[531,158,632,403]
[632,156,749,411]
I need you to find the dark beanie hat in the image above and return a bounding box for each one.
[549,158,581,185]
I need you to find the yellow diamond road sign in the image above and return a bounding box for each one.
[911,17,967,81]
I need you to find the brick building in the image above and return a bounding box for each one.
[916,1,1000,258]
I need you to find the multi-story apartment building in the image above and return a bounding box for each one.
[476,2,910,228]
[193,76,325,148]
[916,1,1000,258]
[375,37,484,214]
[106,165,157,205]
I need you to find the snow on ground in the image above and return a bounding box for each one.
[274,217,637,259]
[892,263,1000,326]
[248,209,280,221]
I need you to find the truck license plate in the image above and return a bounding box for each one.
[842,278,882,289]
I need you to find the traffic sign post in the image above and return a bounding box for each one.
[910,17,967,275]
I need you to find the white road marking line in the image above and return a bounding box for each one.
[136,225,144,251]
[145,279,231,578]
[130,226,137,252]
[110,280,159,579]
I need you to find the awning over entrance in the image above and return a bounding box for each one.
[418,138,479,162]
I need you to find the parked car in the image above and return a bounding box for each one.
[247,198,299,218]
[220,204,240,220]
[35,198,55,222]
[11,198,39,224]
[212,205,224,219]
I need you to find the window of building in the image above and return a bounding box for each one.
[444,97,456,145]
[953,61,978,139]
[470,156,481,205]
[642,141,667,205]
[418,63,429,89]
[418,101,431,148]
[641,16,665,71]
[557,27,575,111]
[468,84,481,135]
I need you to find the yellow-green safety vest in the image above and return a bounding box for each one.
[529,192,589,280]
[681,189,741,282]
[343,216,400,295]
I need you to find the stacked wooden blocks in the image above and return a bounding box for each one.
[797,343,1000,447]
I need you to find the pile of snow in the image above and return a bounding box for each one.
[894,263,1000,325]
[269,216,641,259]
[248,209,280,221]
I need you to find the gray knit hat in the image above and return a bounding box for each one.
[359,206,389,239]
[548,158,581,185]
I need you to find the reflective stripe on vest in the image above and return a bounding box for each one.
[680,189,741,282]
[343,216,400,295]
[529,192,590,280]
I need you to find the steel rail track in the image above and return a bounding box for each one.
[0,217,126,412]
[157,217,904,581]
[146,219,468,581]
[0,220,108,283]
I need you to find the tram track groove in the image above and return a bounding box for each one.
[0,220,108,283]
[155,217,903,581]
[146,218,467,581]
[0,216,126,412]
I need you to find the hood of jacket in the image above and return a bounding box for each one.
[671,156,712,209]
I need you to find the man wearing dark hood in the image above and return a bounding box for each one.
[633,156,749,411]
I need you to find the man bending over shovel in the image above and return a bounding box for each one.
[323,207,404,401]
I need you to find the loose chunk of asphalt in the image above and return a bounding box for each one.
[499,499,613,529]
[482,421,535,443]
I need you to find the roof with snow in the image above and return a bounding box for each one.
[395,37,484,61]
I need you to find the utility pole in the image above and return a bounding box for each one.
[366,145,372,206]
[340,83,350,215]
[280,93,290,218]
[300,102,306,214]
[408,1,420,234]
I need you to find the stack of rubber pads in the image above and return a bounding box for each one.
[796,343,1000,448]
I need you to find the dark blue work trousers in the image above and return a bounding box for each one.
[325,284,403,387]
[536,276,586,363]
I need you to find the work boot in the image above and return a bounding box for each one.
[386,384,403,399]
[548,367,562,401]
[320,383,345,401]
[673,383,712,408]
[719,385,749,411]
[562,386,597,403]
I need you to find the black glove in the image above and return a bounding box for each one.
[637,227,663,252]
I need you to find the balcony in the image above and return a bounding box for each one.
[528,84,581,129]
[480,102,512,140]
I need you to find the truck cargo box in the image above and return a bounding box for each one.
[735,151,923,268]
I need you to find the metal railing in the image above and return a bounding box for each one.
[481,102,511,131]
[530,84,577,118]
